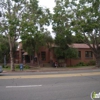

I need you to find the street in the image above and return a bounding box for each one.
[0,69,100,100]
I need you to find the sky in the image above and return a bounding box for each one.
[38,0,55,13]
[38,0,56,38]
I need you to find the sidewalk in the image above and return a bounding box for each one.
[3,66,98,73]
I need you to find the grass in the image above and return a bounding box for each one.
[67,65,95,68]
[3,67,30,71]
[2,64,95,72]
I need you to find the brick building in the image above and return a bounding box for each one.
[66,44,95,66]
[15,42,95,66]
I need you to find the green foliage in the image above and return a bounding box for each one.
[0,0,28,71]
[76,62,86,66]
[76,60,96,67]
[12,0,20,2]
[53,0,100,67]
[0,0,51,70]
[24,65,30,69]
[87,60,96,66]
[72,0,100,61]
[15,64,20,69]
[72,35,85,43]
[43,31,54,49]
[65,48,78,59]
[34,32,45,52]
[54,47,78,60]
[2,65,10,68]
[52,0,75,36]
[20,0,51,65]
[15,64,30,69]
[21,34,35,56]
[52,0,78,61]
[0,35,10,63]
[54,47,65,59]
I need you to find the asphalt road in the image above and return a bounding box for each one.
[1,68,100,76]
[0,70,100,100]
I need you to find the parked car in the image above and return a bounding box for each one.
[0,66,3,73]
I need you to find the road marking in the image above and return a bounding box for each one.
[0,72,100,79]
[43,72,58,74]
[6,85,42,88]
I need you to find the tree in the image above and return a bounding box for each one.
[52,0,77,63]
[72,35,85,43]
[21,32,45,67]
[21,30,54,66]
[65,47,78,66]
[71,0,100,67]
[20,0,51,67]
[21,33,35,63]
[34,32,45,67]
[43,31,54,62]
[44,31,54,49]
[0,0,27,71]
[0,34,10,64]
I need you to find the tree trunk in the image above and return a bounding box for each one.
[96,57,100,68]
[48,49,50,62]
[30,55,31,64]
[10,49,15,71]
[4,55,6,66]
[94,52,100,68]
[70,58,71,66]
[9,41,15,71]
[6,0,14,71]
[37,53,40,67]
[30,55,33,65]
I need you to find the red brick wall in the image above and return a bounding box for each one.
[15,46,96,66]
[66,48,95,66]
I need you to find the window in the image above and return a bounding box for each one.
[34,57,37,62]
[85,51,93,58]
[78,51,81,58]
[41,52,46,61]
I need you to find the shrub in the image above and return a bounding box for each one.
[76,62,86,66]
[87,60,96,66]
[2,65,10,68]
[24,65,30,69]
[5,65,10,68]
[2,65,5,68]
[15,64,20,69]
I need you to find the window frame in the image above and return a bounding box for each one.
[78,51,81,58]
[41,51,46,61]
[85,51,93,58]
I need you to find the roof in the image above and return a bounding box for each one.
[17,42,90,51]
[70,43,90,49]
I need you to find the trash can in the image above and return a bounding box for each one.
[20,64,23,71]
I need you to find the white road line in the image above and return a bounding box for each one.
[6,85,42,88]
[44,72,58,73]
